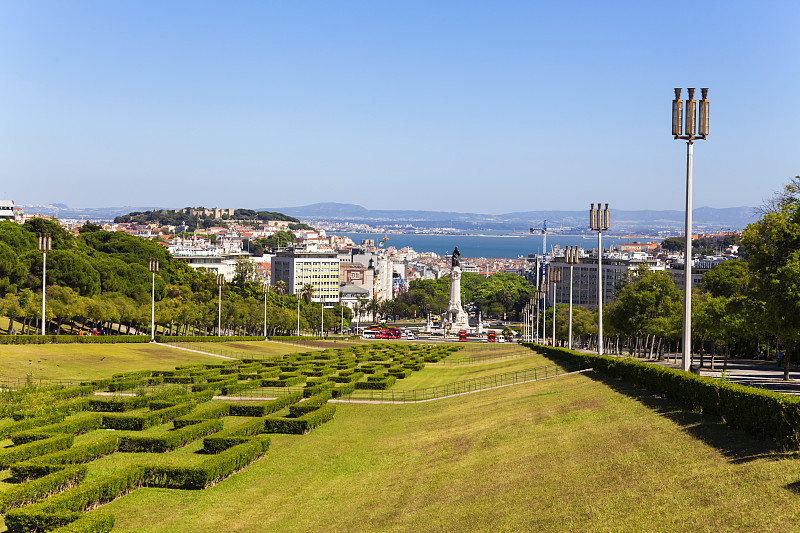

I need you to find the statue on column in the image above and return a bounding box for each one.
[452,247,461,268]
[447,246,469,331]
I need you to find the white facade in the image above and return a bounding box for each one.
[0,200,13,221]
[271,250,340,304]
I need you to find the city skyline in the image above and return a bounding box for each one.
[2,1,799,213]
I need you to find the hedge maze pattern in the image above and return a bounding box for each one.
[0,343,460,532]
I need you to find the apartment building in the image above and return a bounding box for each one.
[271,249,340,304]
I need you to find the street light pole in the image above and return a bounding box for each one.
[565,246,578,350]
[216,274,224,337]
[550,265,561,347]
[149,259,159,341]
[589,203,609,355]
[673,87,710,372]
[38,233,51,335]
[263,283,268,338]
[297,297,300,336]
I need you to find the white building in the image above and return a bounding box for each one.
[271,249,340,304]
[0,200,14,221]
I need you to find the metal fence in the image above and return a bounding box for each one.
[341,361,583,402]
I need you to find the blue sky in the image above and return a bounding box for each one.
[1,1,798,213]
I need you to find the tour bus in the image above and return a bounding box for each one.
[458,330,468,341]
[487,331,496,343]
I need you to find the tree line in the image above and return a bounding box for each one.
[0,220,351,337]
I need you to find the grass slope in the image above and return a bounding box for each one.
[102,371,800,532]
[0,344,228,382]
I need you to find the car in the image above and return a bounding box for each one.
[498,336,506,343]
[407,332,415,340]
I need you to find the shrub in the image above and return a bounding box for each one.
[154,335,266,343]
[355,376,396,390]
[0,434,74,468]
[531,344,800,450]
[119,419,223,453]
[141,436,270,489]
[288,391,331,417]
[263,405,336,434]
[88,396,148,413]
[101,401,196,431]
[11,414,103,445]
[12,435,120,481]
[0,335,149,345]
[0,413,67,440]
[50,512,115,533]
[226,392,303,417]
[173,403,230,429]
[202,418,265,454]
[0,465,87,513]
[332,382,356,398]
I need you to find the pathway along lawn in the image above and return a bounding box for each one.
[104,372,800,532]
[0,344,227,382]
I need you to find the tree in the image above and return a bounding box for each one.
[232,257,259,288]
[300,284,315,304]
[274,281,286,296]
[741,201,800,380]
[757,175,800,215]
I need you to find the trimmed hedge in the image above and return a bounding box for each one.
[0,413,67,439]
[355,376,396,390]
[0,335,149,345]
[202,418,265,454]
[154,335,266,343]
[12,436,120,481]
[0,465,87,513]
[332,382,356,398]
[141,436,271,489]
[531,344,800,449]
[0,434,74,468]
[289,391,332,418]
[263,405,336,434]
[11,414,103,445]
[88,396,148,413]
[173,403,230,429]
[12,397,91,421]
[226,392,303,417]
[119,419,223,453]
[51,513,115,533]
[101,401,196,431]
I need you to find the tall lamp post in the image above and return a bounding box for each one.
[589,203,609,355]
[149,259,159,341]
[262,282,268,338]
[535,288,547,344]
[565,246,578,350]
[38,233,51,335]
[216,274,224,337]
[672,87,710,372]
[550,265,562,347]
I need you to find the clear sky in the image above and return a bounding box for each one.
[1,1,798,213]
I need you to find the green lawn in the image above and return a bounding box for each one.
[97,371,800,532]
[0,344,228,382]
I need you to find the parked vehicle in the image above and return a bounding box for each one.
[458,330,468,341]
[487,331,496,343]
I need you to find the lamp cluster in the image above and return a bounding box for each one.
[672,88,709,141]
[148,259,159,273]
[565,246,578,265]
[589,203,609,232]
[37,233,51,252]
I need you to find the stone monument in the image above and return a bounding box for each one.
[446,247,470,332]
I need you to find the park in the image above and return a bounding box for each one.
[0,337,798,532]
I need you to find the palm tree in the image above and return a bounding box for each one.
[274,280,286,296]
[301,284,315,304]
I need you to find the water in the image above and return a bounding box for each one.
[339,233,661,259]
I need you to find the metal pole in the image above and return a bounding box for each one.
[218,284,222,336]
[41,251,46,335]
[263,290,267,338]
[341,305,344,335]
[297,298,300,336]
[683,141,694,371]
[551,280,556,346]
[569,264,574,350]
[597,230,603,356]
[151,271,155,341]
[321,302,324,337]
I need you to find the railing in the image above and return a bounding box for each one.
[340,362,583,402]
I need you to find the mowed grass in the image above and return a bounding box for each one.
[392,352,556,390]
[102,372,800,532]
[0,344,230,381]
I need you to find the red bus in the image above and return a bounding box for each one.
[458,330,468,341]
[487,331,496,342]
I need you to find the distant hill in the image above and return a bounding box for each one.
[263,203,758,233]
